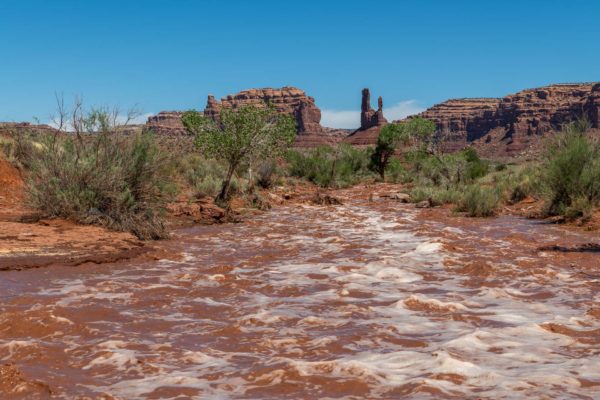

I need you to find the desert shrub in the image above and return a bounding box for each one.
[541,120,600,217]
[26,132,173,239]
[409,148,489,187]
[286,146,332,186]
[194,176,221,198]
[182,105,295,202]
[256,161,276,189]
[461,147,489,181]
[286,144,375,188]
[455,185,500,217]
[0,133,42,168]
[386,158,409,183]
[370,117,436,179]
[175,154,226,198]
[0,137,13,158]
[509,167,541,203]
[410,186,461,206]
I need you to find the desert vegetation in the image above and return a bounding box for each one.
[286,144,375,188]
[1,100,597,243]
[182,105,296,203]
[282,117,599,222]
[2,99,174,239]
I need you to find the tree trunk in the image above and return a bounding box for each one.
[217,163,236,203]
[379,153,388,180]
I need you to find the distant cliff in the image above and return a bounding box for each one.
[415,83,600,158]
[145,86,347,147]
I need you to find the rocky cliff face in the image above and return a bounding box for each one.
[360,88,387,130]
[203,86,323,133]
[416,83,600,157]
[0,122,57,136]
[344,88,388,146]
[146,86,346,147]
[145,111,187,135]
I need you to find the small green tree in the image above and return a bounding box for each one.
[370,117,435,179]
[182,105,296,202]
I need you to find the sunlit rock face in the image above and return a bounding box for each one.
[146,86,347,147]
[203,86,323,134]
[344,88,388,147]
[145,111,187,135]
[416,83,600,158]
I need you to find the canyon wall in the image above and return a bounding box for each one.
[416,83,600,157]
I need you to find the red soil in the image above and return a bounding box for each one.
[0,158,147,270]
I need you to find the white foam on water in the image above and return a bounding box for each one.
[4,200,599,399]
[0,340,37,360]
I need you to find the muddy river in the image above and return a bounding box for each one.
[1,190,599,399]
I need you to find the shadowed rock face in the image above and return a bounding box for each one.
[416,83,600,157]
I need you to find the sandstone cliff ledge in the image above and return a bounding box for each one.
[146,87,346,147]
[415,83,600,158]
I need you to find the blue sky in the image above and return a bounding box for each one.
[1,0,598,128]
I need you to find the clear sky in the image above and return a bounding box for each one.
[1,0,599,128]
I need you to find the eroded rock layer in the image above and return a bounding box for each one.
[145,111,187,135]
[203,86,323,133]
[0,122,57,136]
[344,88,388,146]
[146,87,346,147]
[417,83,600,157]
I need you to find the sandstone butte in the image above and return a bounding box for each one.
[145,82,600,159]
[3,83,598,160]
[145,86,349,148]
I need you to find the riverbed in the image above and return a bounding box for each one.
[1,189,598,399]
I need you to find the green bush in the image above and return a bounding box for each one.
[194,176,221,198]
[409,148,489,187]
[26,132,173,239]
[386,158,408,183]
[256,161,276,189]
[0,133,42,168]
[455,185,500,217]
[410,186,461,206]
[286,144,375,188]
[175,154,226,198]
[541,121,600,217]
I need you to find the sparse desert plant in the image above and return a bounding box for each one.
[0,132,42,168]
[175,154,227,198]
[286,144,375,188]
[410,186,461,206]
[455,185,500,217]
[182,104,296,203]
[370,117,436,179]
[541,119,600,218]
[25,98,173,239]
[256,161,276,189]
[385,158,408,183]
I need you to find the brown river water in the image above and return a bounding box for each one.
[1,189,599,399]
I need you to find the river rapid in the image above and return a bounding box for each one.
[1,188,599,399]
